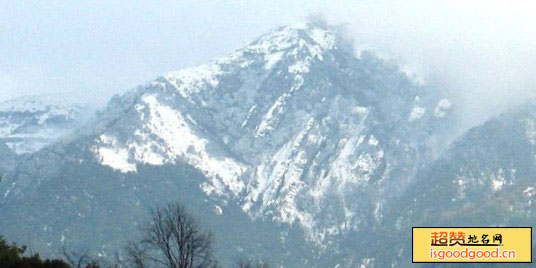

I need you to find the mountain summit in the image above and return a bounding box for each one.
[0,24,451,266]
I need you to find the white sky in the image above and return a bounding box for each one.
[2,0,536,126]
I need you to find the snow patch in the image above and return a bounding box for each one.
[309,28,336,50]
[524,186,536,197]
[93,94,246,194]
[368,135,379,146]
[165,63,223,100]
[94,135,136,173]
[492,179,504,191]
[434,98,451,118]
[213,205,223,215]
[409,106,425,121]
[264,51,284,70]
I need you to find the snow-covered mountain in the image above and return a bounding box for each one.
[0,23,454,266]
[91,24,451,244]
[0,95,95,154]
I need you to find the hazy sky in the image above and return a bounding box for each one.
[2,0,536,126]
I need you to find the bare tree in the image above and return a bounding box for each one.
[63,247,100,268]
[125,241,148,268]
[127,203,217,268]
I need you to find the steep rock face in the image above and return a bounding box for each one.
[0,23,450,266]
[0,95,95,154]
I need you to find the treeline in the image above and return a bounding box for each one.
[0,237,70,268]
[0,202,269,268]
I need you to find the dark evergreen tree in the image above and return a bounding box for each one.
[0,236,71,268]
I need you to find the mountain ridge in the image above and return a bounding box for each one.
[0,23,454,266]
[0,94,96,155]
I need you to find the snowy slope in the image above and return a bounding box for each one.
[87,23,451,245]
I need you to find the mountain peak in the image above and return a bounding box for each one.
[160,23,344,103]
[247,24,338,54]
